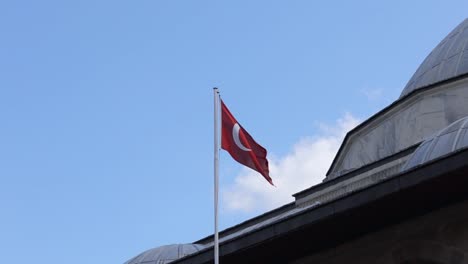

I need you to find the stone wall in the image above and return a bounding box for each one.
[329,77,468,179]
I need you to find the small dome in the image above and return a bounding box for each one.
[401,18,468,98]
[402,116,468,171]
[124,244,204,264]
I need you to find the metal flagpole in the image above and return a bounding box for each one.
[213,87,220,264]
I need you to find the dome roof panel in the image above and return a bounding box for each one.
[456,128,468,149]
[426,131,457,160]
[458,51,468,74]
[124,244,204,264]
[402,116,468,171]
[400,19,468,98]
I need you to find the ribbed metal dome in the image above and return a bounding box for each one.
[124,244,204,264]
[402,116,468,171]
[401,18,468,98]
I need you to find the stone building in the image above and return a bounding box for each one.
[125,18,468,264]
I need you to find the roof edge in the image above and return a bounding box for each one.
[193,201,295,245]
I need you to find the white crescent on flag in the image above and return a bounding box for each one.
[232,123,252,152]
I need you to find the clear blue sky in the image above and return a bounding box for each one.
[1,1,467,263]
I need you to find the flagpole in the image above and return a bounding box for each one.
[213,87,220,264]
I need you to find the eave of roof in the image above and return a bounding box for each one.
[296,144,417,200]
[193,201,295,245]
[175,147,468,264]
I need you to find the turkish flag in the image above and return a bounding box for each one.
[221,100,273,186]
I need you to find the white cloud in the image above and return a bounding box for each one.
[222,113,360,213]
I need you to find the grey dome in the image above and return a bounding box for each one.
[124,244,204,264]
[401,19,468,98]
[402,116,468,171]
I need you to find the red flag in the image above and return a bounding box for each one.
[221,100,273,186]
